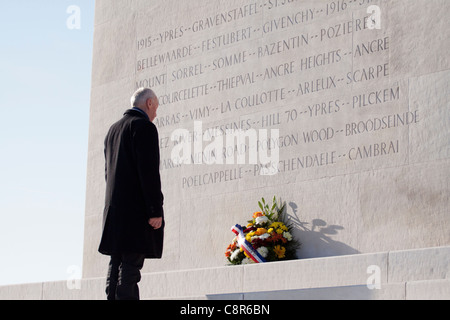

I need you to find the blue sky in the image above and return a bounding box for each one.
[0,1,94,286]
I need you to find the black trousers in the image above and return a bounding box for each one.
[106,253,146,300]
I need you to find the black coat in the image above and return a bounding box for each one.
[99,109,164,258]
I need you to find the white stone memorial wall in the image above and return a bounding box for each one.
[83,0,450,279]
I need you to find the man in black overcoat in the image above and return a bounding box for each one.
[99,88,164,300]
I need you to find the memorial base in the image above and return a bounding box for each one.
[1,246,448,300]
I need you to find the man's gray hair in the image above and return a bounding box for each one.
[131,88,156,108]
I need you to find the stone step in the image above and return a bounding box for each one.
[205,279,450,300]
[0,246,448,300]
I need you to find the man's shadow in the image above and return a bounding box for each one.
[286,201,360,259]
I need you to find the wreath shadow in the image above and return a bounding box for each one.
[286,201,360,259]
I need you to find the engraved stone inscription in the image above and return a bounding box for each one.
[132,0,418,192]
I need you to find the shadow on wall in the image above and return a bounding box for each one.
[287,202,360,259]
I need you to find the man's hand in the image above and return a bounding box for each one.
[148,217,163,230]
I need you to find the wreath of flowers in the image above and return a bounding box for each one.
[226,197,301,265]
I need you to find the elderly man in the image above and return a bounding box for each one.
[99,88,164,300]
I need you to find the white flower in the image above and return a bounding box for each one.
[283,231,293,241]
[257,246,269,258]
[230,249,240,261]
[255,216,269,225]
[258,233,270,240]
[241,258,254,264]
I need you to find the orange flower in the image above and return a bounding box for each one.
[268,232,287,244]
[255,228,268,236]
[253,212,264,218]
[268,233,281,242]
[225,243,238,258]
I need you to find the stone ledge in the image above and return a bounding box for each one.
[405,279,450,300]
[207,283,407,300]
[388,246,450,282]
[0,282,43,300]
[203,280,450,300]
[0,246,448,300]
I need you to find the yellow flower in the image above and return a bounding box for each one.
[268,228,274,233]
[246,231,255,242]
[276,228,284,234]
[269,222,288,231]
[273,245,286,259]
[255,228,268,236]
